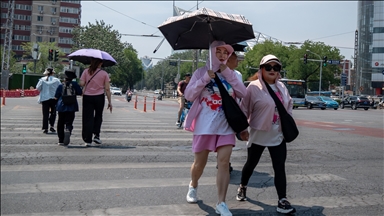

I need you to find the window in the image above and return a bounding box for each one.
[59,27,73,33]
[15,4,32,10]
[373,27,384,33]
[61,0,80,3]
[372,47,384,53]
[60,17,78,24]
[14,14,31,21]
[38,5,43,11]
[51,17,57,23]
[36,36,43,42]
[59,37,73,44]
[11,45,24,51]
[13,35,30,41]
[51,7,57,14]
[49,37,55,42]
[1,2,8,8]
[37,16,43,21]
[36,25,43,32]
[60,6,79,14]
[1,13,7,18]
[61,48,72,54]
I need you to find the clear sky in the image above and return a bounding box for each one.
[81,1,358,64]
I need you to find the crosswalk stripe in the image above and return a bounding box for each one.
[1,173,344,195]
[2,194,381,216]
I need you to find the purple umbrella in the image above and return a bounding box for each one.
[68,48,117,67]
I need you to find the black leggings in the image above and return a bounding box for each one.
[82,94,105,143]
[41,99,57,130]
[240,140,287,200]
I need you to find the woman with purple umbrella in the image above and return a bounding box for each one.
[79,57,112,147]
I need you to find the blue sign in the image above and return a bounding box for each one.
[327,60,340,65]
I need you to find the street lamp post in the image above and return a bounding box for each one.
[306,49,322,96]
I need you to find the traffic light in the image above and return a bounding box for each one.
[341,73,347,86]
[54,50,59,62]
[323,56,327,67]
[304,54,308,64]
[48,49,53,61]
[22,64,27,74]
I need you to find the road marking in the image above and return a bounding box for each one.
[1,194,381,216]
[1,173,344,194]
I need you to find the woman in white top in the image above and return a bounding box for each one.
[36,68,61,134]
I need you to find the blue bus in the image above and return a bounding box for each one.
[280,78,306,108]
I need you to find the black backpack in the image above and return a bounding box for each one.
[61,82,77,105]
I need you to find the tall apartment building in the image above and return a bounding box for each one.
[357,1,384,96]
[1,0,81,60]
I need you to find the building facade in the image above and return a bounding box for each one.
[357,1,384,96]
[1,0,81,59]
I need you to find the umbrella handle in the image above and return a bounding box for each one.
[209,42,212,70]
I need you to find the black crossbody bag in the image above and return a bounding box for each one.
[265,83,299,142]
[213,73,249,133]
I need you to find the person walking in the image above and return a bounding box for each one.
[80,58,112,147]
[183,41,247,216]
[237,54,296,214]
[36,68,61,134]
[176,73,191,126]
[54,69,82,146]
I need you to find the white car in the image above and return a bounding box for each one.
[154,89,160,94]
[111,87,122,95]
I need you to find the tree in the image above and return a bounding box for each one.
[71,20,145,89]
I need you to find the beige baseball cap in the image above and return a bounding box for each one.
[259,54,282,67]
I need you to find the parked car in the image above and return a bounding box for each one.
[317,96,339,110]
[305,95,326,110]
[340,96,370,110]
[154,89,161,94]
[110,87,122,96]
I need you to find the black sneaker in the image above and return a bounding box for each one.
[50,127,56,133]
[43,129,48,134]
[63,129,70,146]
[236,185,247,201]
[93,136,102,144]
[277,198,296,214]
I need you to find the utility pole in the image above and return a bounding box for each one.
[1,0,15,90]
[306,50,323,96]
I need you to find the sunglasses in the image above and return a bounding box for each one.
[262,64,281,72]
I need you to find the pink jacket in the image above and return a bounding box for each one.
[183,41,247,132]
[240,71,293,132]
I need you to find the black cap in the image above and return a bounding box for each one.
[64,69,77,80]
[185,73,191,77]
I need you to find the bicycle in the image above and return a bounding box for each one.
[177,100,192,129]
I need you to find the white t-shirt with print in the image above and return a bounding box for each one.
[247,84,284,147]
[193,74,234,135]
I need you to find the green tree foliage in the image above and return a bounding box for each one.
[237,40,343,91]
[71,20,142,88]
[20,42,64,74]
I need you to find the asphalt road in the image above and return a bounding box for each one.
[1,95,383,216]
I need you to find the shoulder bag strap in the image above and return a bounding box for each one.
[83,69,102,93]
[265,83,288,116]
[213,72,229,97]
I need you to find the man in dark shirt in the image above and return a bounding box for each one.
[176,73,191,125]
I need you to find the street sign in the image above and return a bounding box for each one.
[327,60,340,65]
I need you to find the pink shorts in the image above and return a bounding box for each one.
[192,134,235,153]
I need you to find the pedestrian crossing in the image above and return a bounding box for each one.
[1,98,382,215]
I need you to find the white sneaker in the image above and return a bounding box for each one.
[85,142,101,147]
[186,184,197,203]
[215,202,232,216]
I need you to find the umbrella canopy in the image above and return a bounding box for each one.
[231,41,249,52]
[158,7,255,50]
[68,48,117,67]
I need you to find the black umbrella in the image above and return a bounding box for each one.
[231,41,248,52]
[158,7,255,51]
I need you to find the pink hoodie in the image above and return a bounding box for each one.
[183,41,247,132]
[240,70,293,132]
